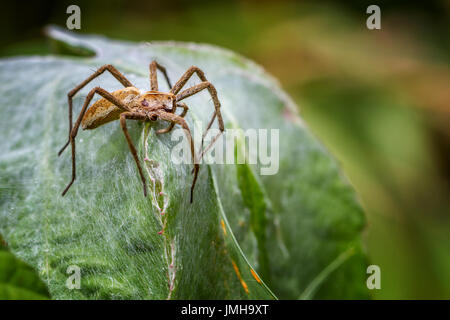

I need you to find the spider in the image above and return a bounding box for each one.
[58,61,224,203]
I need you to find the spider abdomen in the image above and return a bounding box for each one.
[81,87,140,130]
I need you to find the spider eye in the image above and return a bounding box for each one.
[149,114,158,121]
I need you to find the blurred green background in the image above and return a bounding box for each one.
[1,0,449,299]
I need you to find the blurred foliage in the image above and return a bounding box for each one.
[0,235,50,299]
[0,0,449,298]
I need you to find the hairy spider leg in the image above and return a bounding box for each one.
[120,112,149,197]
[59,64,133,156]
[176,80,225,160]
[149,60,172,91]
[156,102,189,134]
[61,87,129,196]
[158,111,199,203]
[169,66,225,161]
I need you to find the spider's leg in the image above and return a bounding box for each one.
[59,64,133,156]
[61,87,128,196]
[149,60,172,91]
[158,111,199,203]
[120,112,148,197]
[170,66,208,95]
[176,80,225,161]
[156,102,189,134]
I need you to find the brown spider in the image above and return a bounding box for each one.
[58,61,224,203]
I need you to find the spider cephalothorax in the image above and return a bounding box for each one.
[58,61,224,203]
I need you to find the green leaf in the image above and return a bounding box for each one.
[0,235,50,299]
[0,26,369,299]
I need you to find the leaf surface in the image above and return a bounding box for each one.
[0,235,50,299]
[0,26,368,299]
